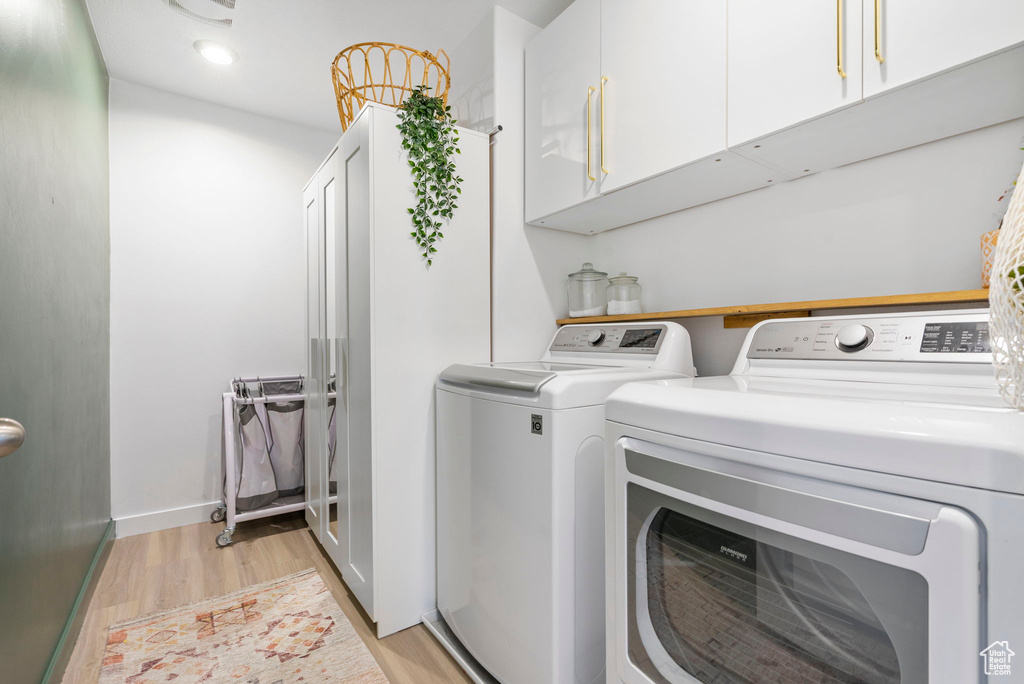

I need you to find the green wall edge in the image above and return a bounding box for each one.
[41,519,116,684]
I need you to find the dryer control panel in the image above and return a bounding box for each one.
[550,324,666,354]
[746,313,991,362]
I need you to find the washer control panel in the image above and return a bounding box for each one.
[550,324,666,354]
[746,315,991,362]
[919,321,990,354]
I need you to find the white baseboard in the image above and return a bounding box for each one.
[114,501,222,538]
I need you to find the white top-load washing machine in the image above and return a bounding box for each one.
[605,309,1024,684]
[434,322,695,684]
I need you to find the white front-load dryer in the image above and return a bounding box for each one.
[605,310,1024,684]
[431,322,695,684]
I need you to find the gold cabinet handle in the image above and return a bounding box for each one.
[600,77,609,175]
[874,0,885,63]
[587,86,596,181]
[836,0,847,78]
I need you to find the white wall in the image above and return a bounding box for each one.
[586,117,1024,375]
[449,8,588,362]
[109,79,337,536]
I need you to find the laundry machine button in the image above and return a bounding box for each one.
[835,324,873,352]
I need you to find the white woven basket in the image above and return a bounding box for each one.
[989,161,1024,408]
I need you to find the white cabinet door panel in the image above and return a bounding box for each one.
[734,44,1024,176]
[338,113,374,620]
[600,0,727,193]
[729,0,863,146]
[302,179,323,537]
[525,0,601,221]
[863,0,1024,98]
[319,150,350,573]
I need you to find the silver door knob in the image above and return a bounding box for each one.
[0,418,26,458]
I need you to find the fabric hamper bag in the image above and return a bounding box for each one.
[232,403,279,511]
[263,379,305,497]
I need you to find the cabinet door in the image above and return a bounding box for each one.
[317,151,348,569]
[302,178,325,538]
[337,111,375,619]
[728,0,863,146]
[863,0,1024,98]
[525,0,601,223]
[600,0,727,193]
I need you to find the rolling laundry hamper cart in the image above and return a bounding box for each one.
[213,375,337,547]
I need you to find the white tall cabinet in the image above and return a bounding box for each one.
[303,103,490,637]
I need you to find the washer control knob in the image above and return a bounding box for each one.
[586,329,606,347]
[835,324,873,352]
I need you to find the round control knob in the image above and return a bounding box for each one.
[586,329,606,346]
[835,324,873,352]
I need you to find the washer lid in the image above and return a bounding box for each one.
[439,362,687,409]
[438,361,618,393]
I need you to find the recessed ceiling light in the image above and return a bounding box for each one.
[194,40,238,65]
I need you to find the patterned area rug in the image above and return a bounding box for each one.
[98,569,389,684]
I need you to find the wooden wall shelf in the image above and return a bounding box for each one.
[556,289,991,327]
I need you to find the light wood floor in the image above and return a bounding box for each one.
[62,513,473,684]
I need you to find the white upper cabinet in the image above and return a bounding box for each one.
[863,0,1024,98]
[525,0,601,222]
[525,0,1024,234]
[527,0,767,232]
[600,0,727,193]
[728,0,864,147]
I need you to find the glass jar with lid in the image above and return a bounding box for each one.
[607,272,642,315]
[567,262,608,317]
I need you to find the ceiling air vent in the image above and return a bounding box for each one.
[162,0,235,28]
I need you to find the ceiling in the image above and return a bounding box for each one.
[86,0,571,133]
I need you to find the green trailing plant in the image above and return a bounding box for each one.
[397,85,463,266]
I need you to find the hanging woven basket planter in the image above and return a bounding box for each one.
[331,42,451,131]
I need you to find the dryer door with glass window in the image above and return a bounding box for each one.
[614,440,982,684]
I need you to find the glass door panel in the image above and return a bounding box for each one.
[316,150,348,573]
[303,184,323,535]
[627,485,928,684]
[331,164,349,562]
[324,171,339,547]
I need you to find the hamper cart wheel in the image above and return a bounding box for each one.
[216,529,234,547]
[210,505,226,523]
